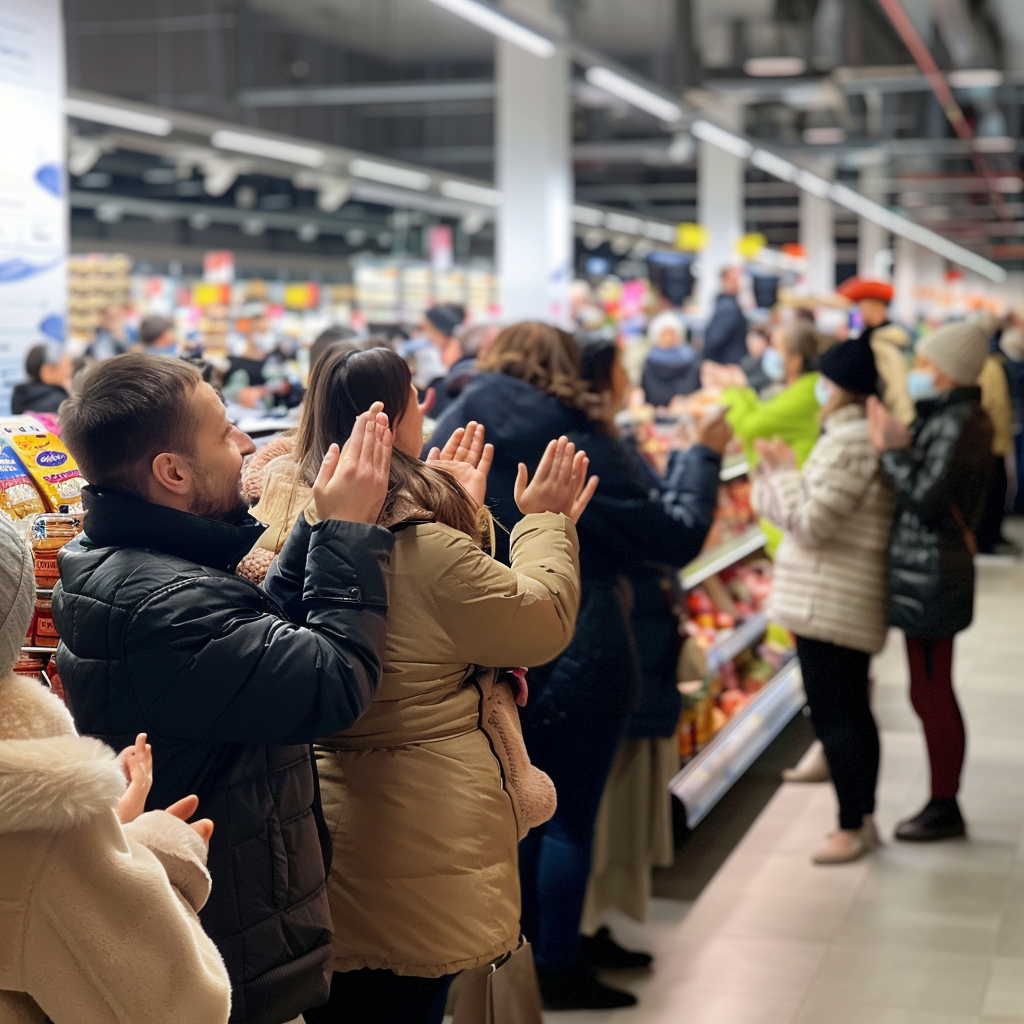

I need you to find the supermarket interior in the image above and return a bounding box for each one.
[2,0,1024,1023]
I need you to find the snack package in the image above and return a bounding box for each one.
[0,443,46,522]
[2,428,84,513]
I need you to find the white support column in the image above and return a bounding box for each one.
[799,169,836,297]
[892,236,921,326]
[696,103,744,318]
[496,0,572,324]
[858,163,890,279]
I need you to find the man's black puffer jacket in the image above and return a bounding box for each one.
[881,387,993,640]
[53,486,394,1024]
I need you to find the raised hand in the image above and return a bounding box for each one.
[697,409,733,455]
[166,794,214,846]
[514,436,599,523]
[313,401,394,523]
[426,421,494,508]
[116,732,153,825]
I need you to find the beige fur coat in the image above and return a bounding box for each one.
[0,672,231,1024]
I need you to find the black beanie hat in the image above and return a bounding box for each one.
[425,304,464,338]
[818,335,879,397]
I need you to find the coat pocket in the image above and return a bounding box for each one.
[266,810,290,910]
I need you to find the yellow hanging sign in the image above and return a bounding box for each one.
[736,232,768,260]
[676,223,708,253]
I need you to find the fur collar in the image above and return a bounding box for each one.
[0,672,126,834]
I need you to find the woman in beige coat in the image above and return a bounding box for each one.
[0,517,230,1024]
[753,336,895,866]
[253,345,596,1024]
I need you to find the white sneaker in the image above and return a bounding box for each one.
[812,829,869,865]
[782,740,830,784]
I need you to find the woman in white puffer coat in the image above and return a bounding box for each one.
[752,336,895,865]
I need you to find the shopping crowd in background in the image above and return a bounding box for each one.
[1,264,1019,1024]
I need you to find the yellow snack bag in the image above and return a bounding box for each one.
[2,427,84,513]
[0,442,46,522]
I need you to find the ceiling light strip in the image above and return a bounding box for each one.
[584,66,683,124]
[349,158,432,191]
[421,0,556,58]
[211,129,325,168]
[65,98,172,136]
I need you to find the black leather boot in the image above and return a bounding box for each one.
[536,964,638,1010]
[580,926,654,970]
[895,798,967,842]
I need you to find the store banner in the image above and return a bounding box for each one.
[0,0,67,414]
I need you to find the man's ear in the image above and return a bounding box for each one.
[150,452,193,497]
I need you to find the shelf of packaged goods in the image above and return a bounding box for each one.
[670,659,805,829]
[705,612,769,675]
[681,525,767,591]
[719,456,750,482]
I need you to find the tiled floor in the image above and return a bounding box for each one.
[556,536,1024,1023]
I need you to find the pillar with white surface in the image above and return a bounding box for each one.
[799,169,836,297]
[496,0,572,324]
[696,104,744,318]
[858,163,891,280]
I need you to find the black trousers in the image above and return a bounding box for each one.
[977,455,1008,553]
[303,969,455,1024]
[796,636,880,831]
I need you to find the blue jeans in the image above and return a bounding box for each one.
[518,710,625,970]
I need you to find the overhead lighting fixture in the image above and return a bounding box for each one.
[796,169,832,199]
[743,56,807,78]
[66,97,173,136]
[200,158,238,198]
[947,68,1003,90]
[142,166,178,185]
[802,126,847,145]
[297,223,320,243]
[690,120,753,160]
[751,148,798,181]
[78,171,112,189]
[644,221,677,243]
[572,205,605,227]
[94,203,124,223]
[585,66,683,123]
[68,136,107,177]
[189,212,211,230]
[211,129,325,168]
[240,218,266,236]
[421,0,556,58]
[604,211,645,234]
[349,158,432,191]
[461,213,486,235]
[972,136,1015,154]
[317,179,354,213]
[440,179,502,205]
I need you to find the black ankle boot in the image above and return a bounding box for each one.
[895,798,967,842]
[580,926,654,970]
[536,964,638,1010]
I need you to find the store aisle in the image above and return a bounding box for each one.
[558,532,1024,1023]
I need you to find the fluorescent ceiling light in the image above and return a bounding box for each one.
[796,169,832,199]
[585,66,683,123]
[349,158,432,191]
[972,136,1015,154]
[751,148,798,181]
[644,221,677,243]
[440,179,502,205]
[802,126,847,145]
[212,129,325,168]
[604,211,645,234]
[690,120,753,160]
[66,98,172,136]
[572,205,605,227]
[743,56,807,78]
[947,68,1003,90]
[422,0,556,58]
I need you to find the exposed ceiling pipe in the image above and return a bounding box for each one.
[874,0,1012,222]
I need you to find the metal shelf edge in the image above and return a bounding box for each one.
[720,458,750,482]
[681,527,768,590]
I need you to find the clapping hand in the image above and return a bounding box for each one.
[754,437,797,471]
[867,396,910,452]
[313,402,394,523]
[426,421,494,508]
[514,436,599,524]
[116,733,153,825]
[165,794,214,846]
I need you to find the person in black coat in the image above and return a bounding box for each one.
[702,266,749,366]
[869,319,994,844]
[429,322,728,1011]
[10,343,73,415]
[641,311,702,406]
[52,354,396,1024]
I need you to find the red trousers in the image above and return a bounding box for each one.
[905,637,965,800]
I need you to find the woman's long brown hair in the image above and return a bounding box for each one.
[294,346,483,541]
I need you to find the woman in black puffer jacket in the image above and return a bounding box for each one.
[869,319,994,844]
[429,322,727,1011]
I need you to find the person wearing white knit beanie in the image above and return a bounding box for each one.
[0,514,231,1023]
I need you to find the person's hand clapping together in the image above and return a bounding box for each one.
[426,421,494,508]
[515,436,599,524]
[867,395,910,452]
[116,732,153,825]
[313,401,394,523]
[754,437,798,471]
[697,409,734,455]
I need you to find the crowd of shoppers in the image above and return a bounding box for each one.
[0,272,1017,1022]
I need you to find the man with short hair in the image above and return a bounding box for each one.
[54,354,396,1024]
[702,266,750,366]
[138,314,179,355]
[10,343,74,414]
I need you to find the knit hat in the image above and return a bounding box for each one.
[647,310,687,347]
[837,277,894,304]
[819,336,879,397]
[0,517,36,678]
[425,304,463,338]
[918,318,993,386]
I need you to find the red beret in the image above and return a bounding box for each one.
[837,277,894,304]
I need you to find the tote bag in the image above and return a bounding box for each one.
[450,939,544,1024]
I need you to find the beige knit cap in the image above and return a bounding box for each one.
[918,318,994,386]
[0,517,36,678]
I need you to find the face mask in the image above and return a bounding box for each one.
[762,347,786,383]
[253,331,277,353]
[907,368,940,403]
[814,376,833,408]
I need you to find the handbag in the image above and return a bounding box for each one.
[450,938,544,1024]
